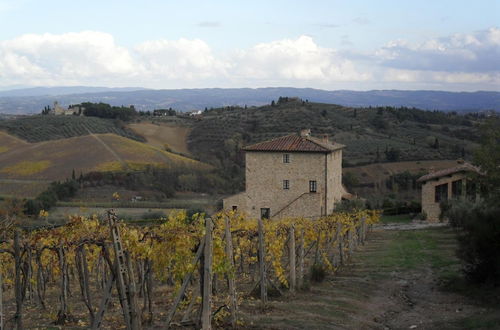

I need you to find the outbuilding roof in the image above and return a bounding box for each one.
[244,133,345,153]
[417,162,481,183]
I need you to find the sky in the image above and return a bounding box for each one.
[0,0,499,91]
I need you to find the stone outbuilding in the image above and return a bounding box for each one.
[417,161,481,221]
[223,129,349,220]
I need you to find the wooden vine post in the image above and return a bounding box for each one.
[361,217,367,245]
[347,227,353,256]
[298,229,305,289]
[91,210,141,330]
[165,237,205,327]
[338,223,344,265]
[288,225,296,293]
[201,218,213,330]
[0,270,4,330]
[14,230,22,330]
[224,217,238,328]
[257,217,267,306]
[108,210,133,329]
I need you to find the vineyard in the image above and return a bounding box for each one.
[0,115,143,143]
[0,209,379,329]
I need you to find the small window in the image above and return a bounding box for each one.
[232,206,237,211]
[435,183,448,203]
[451,180,462,199]
[260,208,270,220]
[309,180,317,193]
[283,180,290,190]
[283,153,290,163]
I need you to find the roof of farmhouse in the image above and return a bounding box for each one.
[417,162,481,183]
[244,131,345,153]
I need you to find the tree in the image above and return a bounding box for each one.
[371,115,388,130]
[385,147,400,162]
[474,117,500,202]
[444,117,500,284]
[433,138,439,149]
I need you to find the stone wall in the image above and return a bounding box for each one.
[222,192,247,214]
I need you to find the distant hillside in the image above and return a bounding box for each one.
[0,87,498,114]
[187,99,483,168]
[0,86,145,97]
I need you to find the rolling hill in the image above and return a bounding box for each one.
[0,131,209,198]
[187,99,482,167]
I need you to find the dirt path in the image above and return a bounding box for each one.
[85,128,128,169]
[242,227,500,329]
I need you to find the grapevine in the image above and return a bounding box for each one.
[0,209,379,328]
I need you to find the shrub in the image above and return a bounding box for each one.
[445,201,500,284]
[335,199,365,212]
[141,211,166,220]
[186,207,205,219]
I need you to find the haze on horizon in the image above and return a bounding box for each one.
[0,0,498,92]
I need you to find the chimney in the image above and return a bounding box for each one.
[322,134,329,144]
[300,129,311,137]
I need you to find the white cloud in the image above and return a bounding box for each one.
[0,29,498,90]
[232,35,370,82]
[375,28,500,73]
[0,31,136,85]
[135,38,228,80]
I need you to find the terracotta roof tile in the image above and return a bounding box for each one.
[244,134,345,153]
[417,163,481,183]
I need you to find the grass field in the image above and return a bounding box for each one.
[0,179,50,199]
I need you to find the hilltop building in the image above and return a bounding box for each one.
[223,129,349,219]
[417,161,481,221]
[50,101,84,116]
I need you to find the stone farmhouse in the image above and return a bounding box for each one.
[223,129,350,220]
[417,161,481,221]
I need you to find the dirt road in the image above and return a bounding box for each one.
[242,227,500,329]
